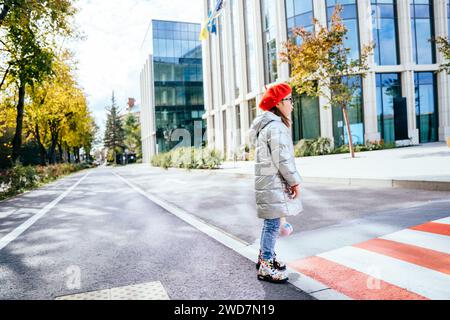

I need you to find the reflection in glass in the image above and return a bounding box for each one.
[152,20,205,153]
[376,73,401,143]
[292,92,320,143]
[244,0,257,92]
[326,0,360,61]
[262,0,278,84]
[371,0,399,65]
[230,0,241,99]
[410,0,435,64]
[285,0,314,43]
[415,72,438,143]
[332,76,364,147]
[248,98,257,127]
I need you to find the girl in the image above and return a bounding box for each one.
[250,83,302,284]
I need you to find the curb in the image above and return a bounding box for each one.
[144,165,450,192]
[112,171,351,300]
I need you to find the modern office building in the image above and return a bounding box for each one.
[202,0,450,160]
[140,19,205,163]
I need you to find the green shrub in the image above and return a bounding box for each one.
[150,147,223,170]
[295,137,397,157]
[294,138,331,157]
[332,140,397,154]
[0,163,93,200]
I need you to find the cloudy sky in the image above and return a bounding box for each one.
[67,0,204,146]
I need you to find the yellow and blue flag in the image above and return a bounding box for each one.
[198,0,225,41]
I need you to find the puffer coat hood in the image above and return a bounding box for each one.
[249,111,302,219]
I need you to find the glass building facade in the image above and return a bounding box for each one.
[371,0,399,65]
[332,76,364,146]
[152,20,205,153]
[244,0,257,92]
[285,0,314,42]
[292,93,320,143]
[198,0,450,162]
[230,0,241,99]
[448,0,450,37]
[261,0,278,84]
[410,0,435,64]
[326,0,360,61]
[285,0,320,142]
[415,72,438,143]
[376,73,402,143]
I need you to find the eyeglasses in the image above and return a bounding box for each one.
[282,97,293,102]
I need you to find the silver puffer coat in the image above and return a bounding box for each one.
[249,111,302,220]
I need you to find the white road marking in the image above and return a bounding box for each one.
[318,246,450,300]
[113,171,348,300]
[380,229,450,255]
[0,173,90,251]
[433,216,450,225]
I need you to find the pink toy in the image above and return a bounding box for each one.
[279,219,293,237]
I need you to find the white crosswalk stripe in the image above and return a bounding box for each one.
[318,246,450,300]
[380,229,450,255]
[432,217,450,225]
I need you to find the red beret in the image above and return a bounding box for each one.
[258,83,292,111]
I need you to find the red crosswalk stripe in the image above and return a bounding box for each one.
[409,222,450,236]
[288,256,428,300]
[353,238,450,275]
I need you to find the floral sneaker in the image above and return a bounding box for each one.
[257,258,288,284]
[256,250,286,271]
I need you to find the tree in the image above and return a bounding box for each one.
[0,0,76,163]
[103,92,125,165]
[123,113,142,160]
[24,50,96,165]
[280,5,373,158]
[435,36,450,73]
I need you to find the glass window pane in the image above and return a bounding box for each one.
[379,19,398,65]
[294,0,312,16]
[344,20,360,60]
[378,4,394,18]
[414,4,431,18]
[415,19,433,64]
[286,0,295,18]
[295,12,314,27]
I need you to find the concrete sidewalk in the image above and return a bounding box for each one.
[218,142,450,191]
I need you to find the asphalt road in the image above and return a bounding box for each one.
[113,164,450,245]
[0,167,312,300]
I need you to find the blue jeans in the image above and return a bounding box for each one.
[260,218,280,260]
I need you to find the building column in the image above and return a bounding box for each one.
[254,0,265,96]
[434,0,450,141]
[276,0,289,82]
[314,0,334,144]
[239,0,251,147]
[398,0,419,144]
[403,70,419,144]
[201,0,214,150]
[359,0,380,142]
[211,21,224,153]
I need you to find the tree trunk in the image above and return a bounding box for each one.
[48,135,58,164]
[74,147,80,163]
[66,149,71,163]
[342,106,355,158]
[58,143,63,163]
[35,123,47,166]
[0,3,10,26]
[11,82,26,163]
[0,65,10,91]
